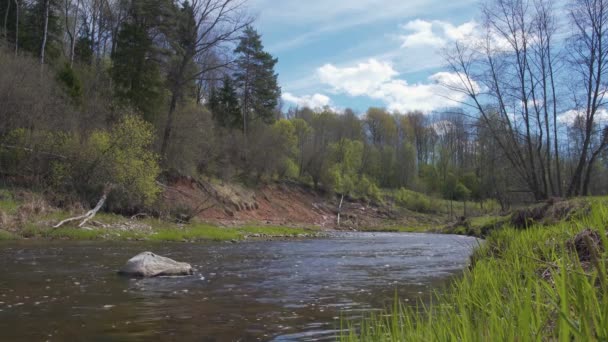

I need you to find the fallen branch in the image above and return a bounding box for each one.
[53,189,109,228]
[0,144,67,159]
[130,213,149,220]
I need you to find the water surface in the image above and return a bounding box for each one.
[0,233,478,341]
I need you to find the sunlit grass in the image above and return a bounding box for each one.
[15,219,317,242]
[342,201,608,341]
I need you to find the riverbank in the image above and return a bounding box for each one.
[0,190,321,242]
[0,184,498,242]
[0,211,322,242]
[343,197,608,341]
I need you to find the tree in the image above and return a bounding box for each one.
[233,26,281,136]
[159,0,251,158]
[54,114,160,226]
[444,0,564,200]
[566,0,608,196]
[291,118,312,177]
[110,0,166,123]
[209,76,241,129]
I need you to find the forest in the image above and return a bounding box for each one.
[1,0,608,217]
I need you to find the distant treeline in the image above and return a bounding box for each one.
[1,0,608,213]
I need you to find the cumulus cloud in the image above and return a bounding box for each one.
[317,59,477,112]
[318,59,398,96]
[400,19,478,48]
[282,92,332,109]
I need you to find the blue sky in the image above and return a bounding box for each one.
[248,0,481,113]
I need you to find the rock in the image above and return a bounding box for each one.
[118,252,193,277]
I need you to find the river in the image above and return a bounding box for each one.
[0,233,478,341]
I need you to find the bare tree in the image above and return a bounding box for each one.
[160,0,252,158]
[566,0,608,196]
[443,0,566,200]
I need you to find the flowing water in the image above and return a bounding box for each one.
[0,233,478,341]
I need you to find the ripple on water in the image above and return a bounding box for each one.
[0,233,479,341]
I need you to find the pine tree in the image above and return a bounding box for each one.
[209,76,242,129]
[110,0,166,123]
[233,26,281,136]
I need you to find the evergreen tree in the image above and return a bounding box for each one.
[209,76,242,129]
[233,26,281,135]
[110,0,166,123]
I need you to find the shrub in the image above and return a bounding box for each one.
[395,188,438,213]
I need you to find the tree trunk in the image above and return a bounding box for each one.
[69,0,80,67]
[3,0,10,43]
[40,0,50,67]
[14,0,18,56]
[160,92,178,158]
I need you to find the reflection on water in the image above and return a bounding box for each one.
[0,233,478,341]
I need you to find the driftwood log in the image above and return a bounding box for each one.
[53,187,111,228]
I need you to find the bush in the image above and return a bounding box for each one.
[395,188,439,213]
[356,176,382,203]
[49,115,161,210]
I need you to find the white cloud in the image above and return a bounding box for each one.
[558,109,608,125]
[317,59,477,112]
[253,0,479,52]
[282,92,332,109]
[401,20,447,48]
[318,59,398,96]
[400,19,478,48]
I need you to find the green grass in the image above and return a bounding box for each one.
[15,219,318,242]
[342,200,608,341]
[150,224,242,242]
[0,189,19,215]
[0,229,16,240]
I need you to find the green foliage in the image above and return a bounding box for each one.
[0,229,16,240]
[395,188,438,213]
[325,139,364,195]
[56,64,82,103]
[234,26,281,127]
[0,189,19,215]
[111,0,166,123]
[357,175,382,202]
[52,115,161,207]
[419,164,440,193]
[210,76,242,129]
[454,182,471,201]
[461,172,481,201]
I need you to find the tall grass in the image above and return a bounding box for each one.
[343,202,608,341]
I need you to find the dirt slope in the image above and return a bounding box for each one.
[160,177,396,229]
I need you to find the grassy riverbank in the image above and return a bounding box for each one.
[0,190,320,242]
[0,218,320,242]
[343,198,608,341]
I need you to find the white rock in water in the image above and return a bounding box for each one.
[118,252,193,277]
